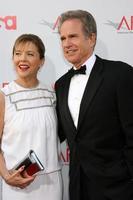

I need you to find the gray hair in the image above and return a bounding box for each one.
[58,10,97,38]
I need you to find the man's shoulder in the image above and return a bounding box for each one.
[96,55,132,71]
[55,70,71,85]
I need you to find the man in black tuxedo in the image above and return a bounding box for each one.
[55,10,133,200]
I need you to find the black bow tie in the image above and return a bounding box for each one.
[69,65,86,76]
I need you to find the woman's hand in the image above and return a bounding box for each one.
[4,166,35,189]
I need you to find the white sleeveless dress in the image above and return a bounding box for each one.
[1,81,62,200]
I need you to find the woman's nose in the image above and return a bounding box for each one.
[20,53,27,60]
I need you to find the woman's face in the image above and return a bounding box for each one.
[13,42,44,80]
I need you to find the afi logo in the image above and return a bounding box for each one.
[118,16,133,30]
[52,16,60,30]
[0,16,17,30]
[60,146,70,165]
[2,82,9,87]
[40,16,60,32]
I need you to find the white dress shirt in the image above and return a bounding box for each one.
[68,54,96,128]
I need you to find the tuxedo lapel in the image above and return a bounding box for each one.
[77,57,104,129]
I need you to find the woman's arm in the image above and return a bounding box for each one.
[0,91,9,180]
[0,91,35,188]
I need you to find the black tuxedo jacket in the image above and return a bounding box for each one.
[55,56,133,199]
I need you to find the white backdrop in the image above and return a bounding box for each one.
[0,0,133,199]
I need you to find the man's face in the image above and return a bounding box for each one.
[60,18,96,68]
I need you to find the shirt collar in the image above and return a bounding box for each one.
[73,53,96,75]
[82,53,96,75]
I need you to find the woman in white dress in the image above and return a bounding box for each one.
[0,34,62,200]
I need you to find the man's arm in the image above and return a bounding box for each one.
[55,83,66,143]
[117,63,133,177]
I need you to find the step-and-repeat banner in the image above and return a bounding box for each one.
[0,0,133,199]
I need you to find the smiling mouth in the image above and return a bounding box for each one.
[19,65,30,71]
[66,49,77,55]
